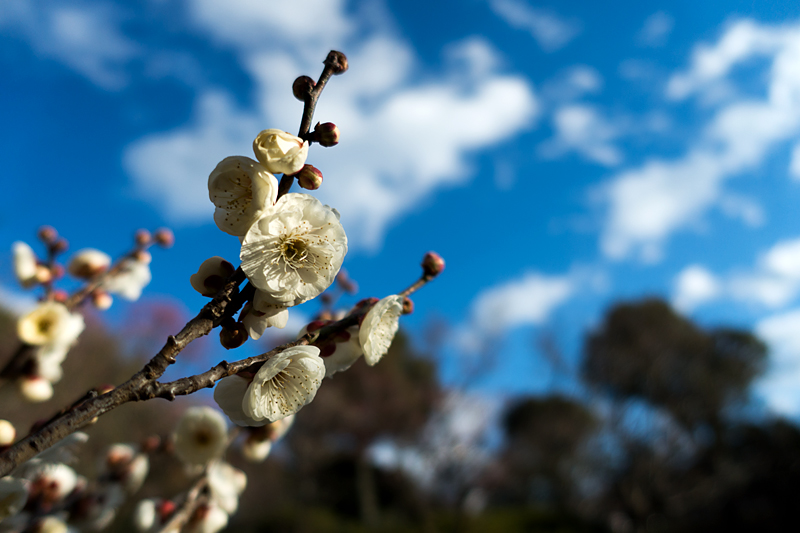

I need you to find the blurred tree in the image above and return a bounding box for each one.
[582,299,766,432]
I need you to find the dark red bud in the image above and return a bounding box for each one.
[421,251,445,277]
[220,323,249,349]
[135,229,151,246]
[292,75,316,100]
[312,122,340,147]
[325,50,348,74]
[37,226,57,244]
[296,164,323,190]
[402,296,414,315]
[52,239,69,255]
[154,228,175,248]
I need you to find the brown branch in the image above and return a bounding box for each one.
[159,475,209,533]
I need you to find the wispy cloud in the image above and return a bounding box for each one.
[0,0,139,89]
[487,0,580,52]
[636,11,674,47]
[755,309,800,416]
[600,20,800,261]
[673,237,800,311]
[539,104,623,166]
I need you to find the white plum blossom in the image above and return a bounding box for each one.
[13,241,38,287]
[359,295,404,366]
[27,462,78,502]
[252,129,308,175]
[190,257,236,297]
[173,407,229,467]
[36,516,70,533]
[185,503,228,533]
[0,419,15,445]
[17,301,85,348]
[214,346,325,425]
[0,477,28,521]
[298,321,362,378]
[104,443,150,493]
[18,376,53,402]
[133,499,158,532]
[242,304,289,341]
[103,258,151,301]
[67,248,111,279]
[240,193,347,312]
[240,414,295,462]
[208,156,279,237]
[207,461,246,514]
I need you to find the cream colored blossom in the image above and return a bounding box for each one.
[13,241,38,287]
[207,461,246,514]
[298,322,362,377]
[240,193,347,309]
[18,376,54,403]
[68,248,111,278]
[242,290,289,340]
[252,129,308,175]
[359,295,404,366]
[17,302,84,347]
[103,258,151,300]
[27,462,78,501]
[214,346,324,425]
[208,156,279,237]
[185,503,228,533]
[173,407,228,466]
[0,419,16,446]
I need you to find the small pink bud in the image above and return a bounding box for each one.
[92,290,113,310]
[50,264,65,281]
[52,289,68,303]
[220,322,249,349]
[153,228,174,248]
[134,250,152,264]
[135,229,151,246]
[421,251,445,277]
[158,500,177,521]
[295,164,323,190]
[141,435,161,452]
[38,226,57,244]
[326,50,348,74]
[402,296,414,315]
[312,122,340,147]
[292,75,316,100]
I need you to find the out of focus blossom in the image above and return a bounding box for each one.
[67,248,111,279]
[173,407,228,466]
[0,477,28,521]
[103,258,151,301]
[13,241,38,287]
[207,461,246,514]
[17,302,84,348]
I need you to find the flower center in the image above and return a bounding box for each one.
[277,235,320,273]
[38,318,53,335]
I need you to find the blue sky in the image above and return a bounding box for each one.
[4,0,800,416]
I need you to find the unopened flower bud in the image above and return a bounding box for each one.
[191,257,236,297]
[220,322,249,349]
[135,229,151,246]
[292,75,316,100]
[402,296,414,315]
[52,238,69,255]
[52,289,68,303]
[50,263,65,281]
[19,376,54,403]
[154,228,175,248]
[38,225,58,244]
[142,435,161,453]
[92,290,113,310]
[96,384,115,395]
[0,419,16,445]
[336,270,358,294]
[312,122,340,147]
[35,265,53,284]
[68,248,111,278]
[326,50,348,74]
[134,250,152,264]
[421,251,445,277]
[295,164,323,190]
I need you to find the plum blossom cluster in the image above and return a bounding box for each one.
[7,228,172,402]
[0,429,150,532]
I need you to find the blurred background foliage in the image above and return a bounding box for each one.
[2,295,798,532]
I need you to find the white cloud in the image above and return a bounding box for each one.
[672,237,800,311]
[600,20,800,261]
[540,65,602,103]
[0,0,139,89]
[755,309,800,415]
[637,11,674,47]
[672,265,721,312]
[488,0,580,52]
[539,104,622,166]
[125,33,538,249]
[467,271,577,338]
[790,142,800,180]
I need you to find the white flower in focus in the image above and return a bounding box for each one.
[208,156,279,237]
[243,345,325,423]
[68,248,111,279]
[18,376,54,403]
[0,419,16,446]
[190,257,235,297]
[13,241,38,287]
[207,461,246,514]
[359,295,404,366]
[213,375,264,427]
[173,407,228,466]
[17,302,85,347]
[241,193,347,308]
[252,129,308,175]
[103,258,151,301]
[0,477,28,521]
